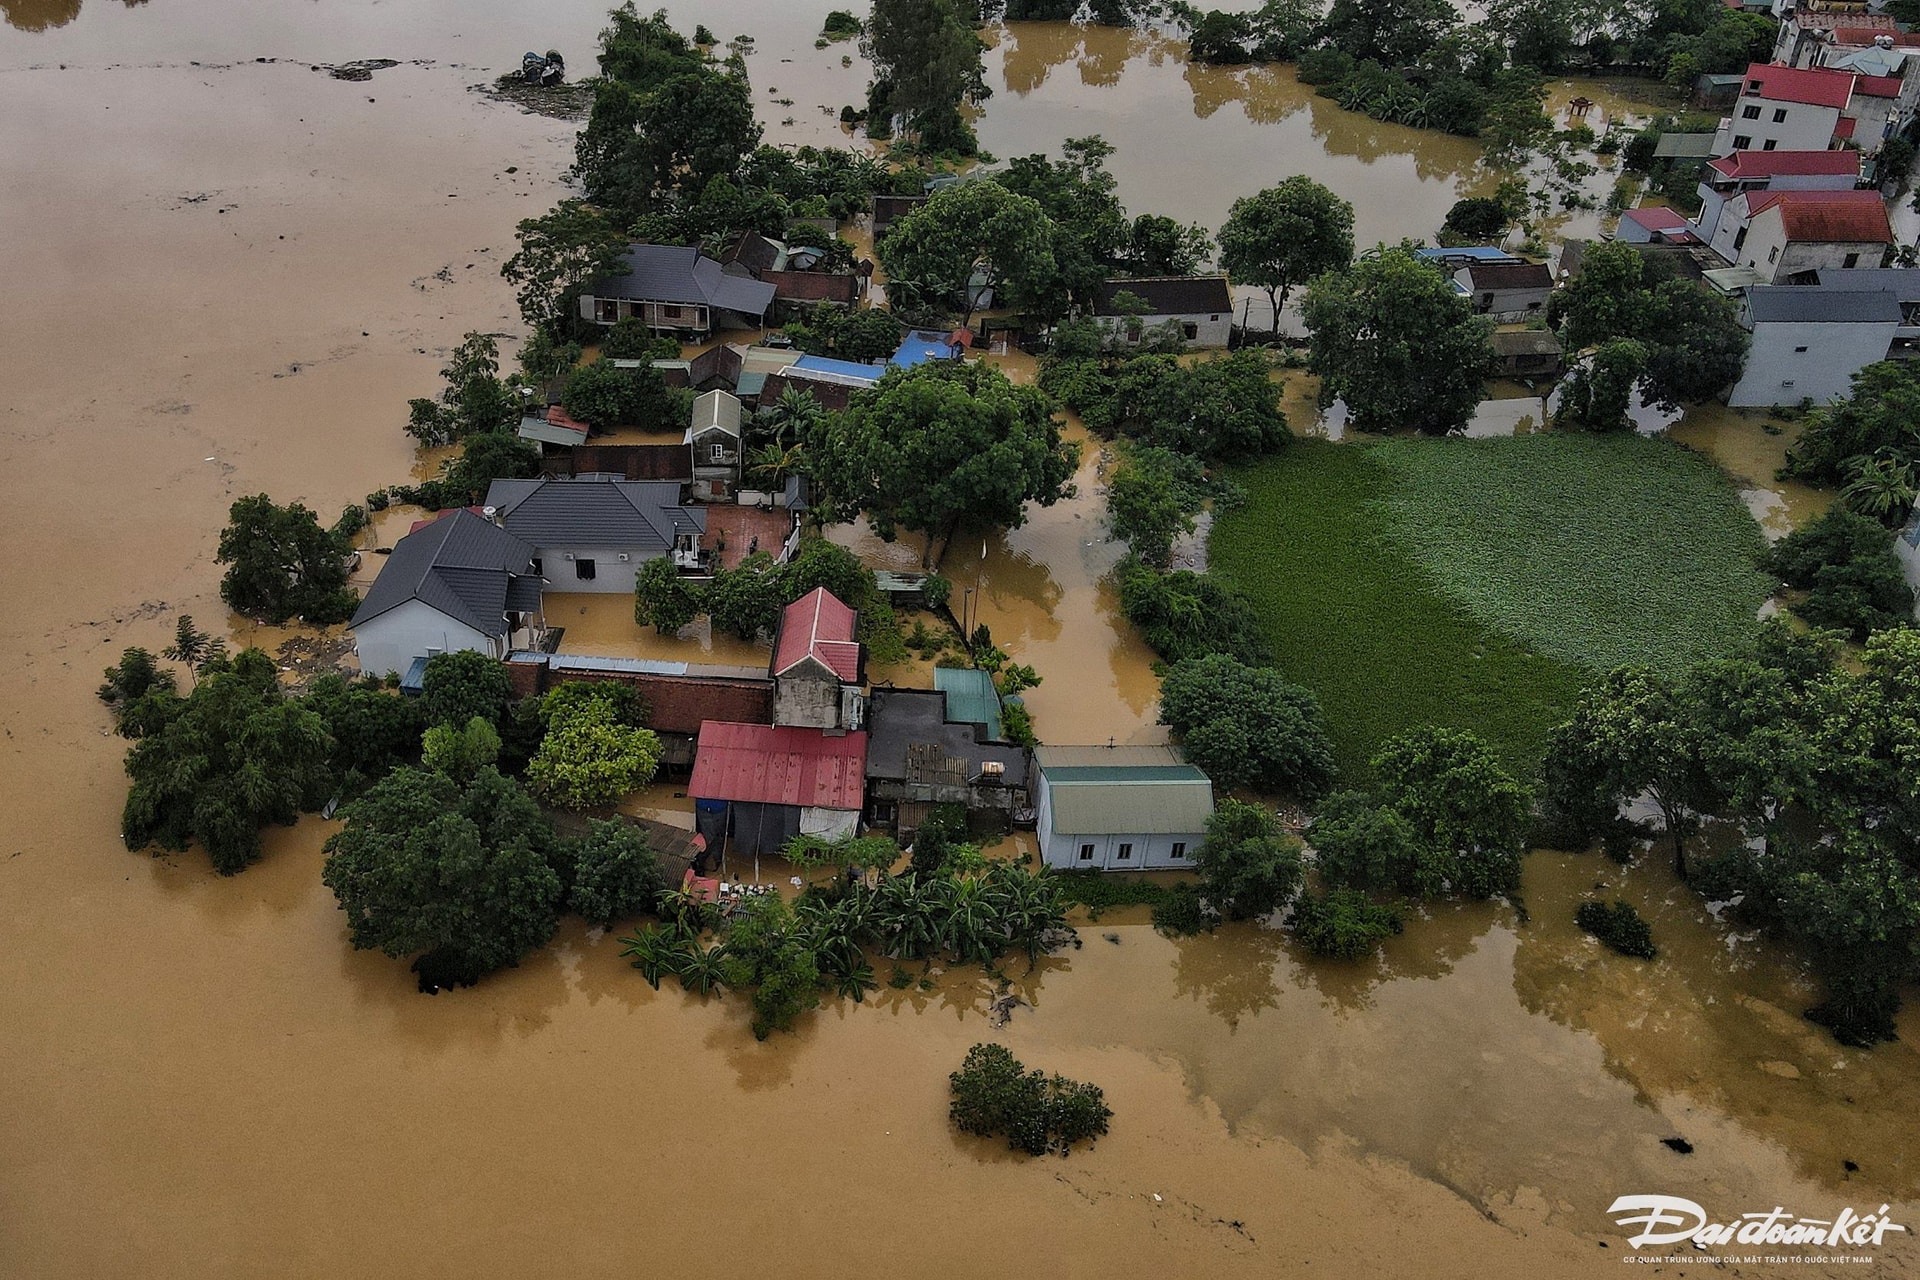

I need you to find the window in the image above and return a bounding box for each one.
[661,304,683,320]
[1747,80,1762,93]
[1794,345,1809,353]
[1733,134,1753,150]
[1844,253,1860,269]
[1170,842,1186,860]
[1116,843,1133,861]
[1733,227,1749,250]
[1181,323,1198,340]
[1772,109,1787,124]
[595,298,619,323]
[1768,245,1779,264]
[1762,139,1778,151]
[1078,844,1095,862]
[529,557,543,576]
[709,442,727,462]
[575,558,596,581]
[1741,105,1761,120]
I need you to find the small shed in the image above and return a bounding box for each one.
[689,721,869,857]
[1490,330,1565,378]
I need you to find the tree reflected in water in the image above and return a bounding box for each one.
[2,0,145,34]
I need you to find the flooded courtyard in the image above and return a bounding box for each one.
[3,3,1916,1277]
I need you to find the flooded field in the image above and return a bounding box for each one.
[4,3,1916,1278]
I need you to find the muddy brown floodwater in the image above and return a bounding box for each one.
[4,4,1917,1278]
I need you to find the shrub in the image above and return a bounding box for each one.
[1289,888,1403,960]
[1575,899,1657,959]
[948,1043,1111,1157]
[567,819,668,926]
[1159,654,1336,797]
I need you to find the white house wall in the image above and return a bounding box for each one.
[1728,318,1896,406]
[1716,100,1840,155]
[533,544,661,594]
[1096,312,1231,349]
[1039,829,1203,871]
[353,599,497,678]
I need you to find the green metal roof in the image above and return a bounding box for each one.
[1043,773,1214,836]
[934,666,1003,741]
[1044,764,1208,783]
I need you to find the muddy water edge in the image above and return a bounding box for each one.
[3,4,1915,1278]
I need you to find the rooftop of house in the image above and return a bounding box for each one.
[1741,63,1857,110]
[592,243,776,317]
[1813,267,1920,298]
[1035,744,1214,836]
[689,388,743,438]
[1413,246,1522,263]
[772,587,862,683]
[483,476,705,550]
[1746,188,1893,242]
[932,666,1003,741]
[1707,148,1861,181]
[567,443,695,482]
[788,354,887,385]
[1490,329,1564,357]
[764,270,860,304]
[688,720,868,810]
[721,231,785,276]
[1461,261,1554,290]
[349,509,540,636]
[889,328,970,368]
[1091,275,1233,317]
[863,687,1028,786]
[1745,284,1903,324]
[1854,73,1904,99]
[1786,11,1895,31]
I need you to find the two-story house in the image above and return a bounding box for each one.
[1714,63,1855,155]
[1706,188,1891,282]
[1693,148,1859,244]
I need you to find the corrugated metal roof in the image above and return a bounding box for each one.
[691,389,742,437]
[1748,189,1892,243]
[1742,63,1856,109]
[933,667,1003,741]
[349,509,538,635]
[485,477,704,549]
[1709,149,1860,180]
[689,721,867,810]
[1745,285,1902,324]
[790,355,886,385]
[1814,267,1920,298]
[772,588,861,681]
[1045,770,1214,837]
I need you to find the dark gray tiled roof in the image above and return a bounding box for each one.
[1813,268,1920,300]
[1092,276,1231,316]
[1745,285,1902,324]
[864,688,1028,786]
[593,244,776,319]
[484,477,705,549]
[349,511,537,636]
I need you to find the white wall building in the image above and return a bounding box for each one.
[1032,745,1214,872]
[1727,284,1902,408]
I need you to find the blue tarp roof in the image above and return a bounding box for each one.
[791,355,885,382]
[889,331,960,368]
[1413,246,1518,262]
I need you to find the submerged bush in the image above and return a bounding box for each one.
[1575,899,1657,959]
[1289,887,1402,960]
[949,1043,1111,1156]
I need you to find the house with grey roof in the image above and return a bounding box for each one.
[1091,276,1234,348]
[864,685,1028,837]
[1727,283,1903,406]
[348,510,545,679]
[579,244,776,337]
[1032,744,1214,871]
[484,476,706,594]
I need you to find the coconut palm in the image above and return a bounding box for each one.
[1841,449,1918,527]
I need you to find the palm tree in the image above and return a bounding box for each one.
[748,441,806,490]
[1841,449,1918,527]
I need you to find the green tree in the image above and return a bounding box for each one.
[120,649,333,875]
[1639,279,1748,408]
[404,333,521,445]
[1309,790,1437,896]
[1105,445,1209,566]
[863,0,990,153]
[97,648,180,739]
[1125,213,1214,275]
[1554,238,1647,349]
[561,358,671,430]
[1158,653,1337,797]
[995,136,1130,316]
[527,699,663,809]
[1289,888,1404,959]
[321,766,563,988]
[718,892,823,1038]
[808,362,1079,567]
[1193,799,1306,920]
[441,431,541,503]
[1320,0,1459,65]
[1116,558,1274,666]
[707,552,787,641]
[1370,727,1531,899]
[948,1042,1112,1156]
[160,615,221,686]
[878,181,1056,325]
[502,200,630,338]
[1217,177,1355,335]
[1786,361,1920,487]
[1762,505,1915,640]
[1552,338,1648,433]
[422,715,503,782]
[302,674,426,798]
[1440,196,1509,243]
[633,554,709,634]
[216,494,358,625]
[1302,245,1495,435]
[566,819,668,926]
[420,650,514,729]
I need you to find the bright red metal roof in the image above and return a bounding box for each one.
[771,587,861,682]
[688,720,868,810]
[1742,63,1856,110]
[1708,149,1860,180]
[1833,116,1859,140]
[1748,189,1893,243]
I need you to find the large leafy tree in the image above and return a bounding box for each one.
[1320,0,1460,69]
[1785,360,1920,488]
[1116,558,1274,666]
[1158,653,1337,797]
[877,182,1056,326]
[1217,177,1354,335]
[1552,241,1747,409]
[1193,799,1306,921]
[995,136,1130,318]
[1369,727,1531,899]
[863,0,990,153]
[302,673,426,798]
[1762,506,1915,640]
[527,697,662,809]
[404,333,522,445]
[120,649,333,875]
[440,430,542,504]
[566,819,668,927]
[216,494,357,625]
[322,766,563,988]
[808,362,1079,567]
[420,650,514,730]
[501,201,630,339]
[1302,244,1495,435]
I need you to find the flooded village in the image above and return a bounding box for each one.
[5,1,1920,1277]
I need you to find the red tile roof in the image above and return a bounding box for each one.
[689,721,868,810]
[1743,63,1856,110]
[1854,74,1903,99]
[764,269,860,304]
[1623,206,1691,232]
[772,587,861,682]
[1708,149,1860,180]
[1749,189,1893,243]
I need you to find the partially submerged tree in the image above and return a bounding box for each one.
[877,181,1055,325]
[1158,653,1336,797]
[404,333,522,445]
[863,0,990,153]
[420,650,515,730]
[502,201,631,339]
[1193,799,1306,921]
[527,698,663,810]
[216,494,357,625]
[566,819,668,926]
[1217,176,1355,335]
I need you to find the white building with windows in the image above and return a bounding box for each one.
[1032,745,1214,871]
[1727,284,1902,407]
[483,476,705,594]
[1714,63,1853,155]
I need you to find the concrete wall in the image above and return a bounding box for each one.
[531,544,664,594]
[1716,100,1839,155]
[354,599,496,678]
[773,667,844,730]
[1728,317,1895,406]
[1096,311,1231,349]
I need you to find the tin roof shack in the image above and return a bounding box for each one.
[686,389,743,499]
[771,588,865,731]
[863,686,1028,837]
[1032,745,1214,872]
[1490,329,1564,378]
[689,721,869,857]
[349,510,545,679]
